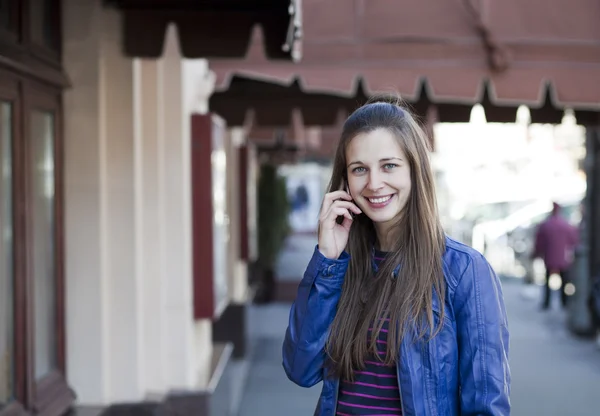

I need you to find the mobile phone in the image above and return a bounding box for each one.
[336,179,355,225]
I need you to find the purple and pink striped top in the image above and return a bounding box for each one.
[336,250,402,415]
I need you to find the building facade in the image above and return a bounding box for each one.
[0,0,294,414]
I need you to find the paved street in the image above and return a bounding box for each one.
[239,235,600,415]
[275,233,319,283]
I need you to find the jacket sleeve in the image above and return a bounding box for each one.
[282,246,349,388]
[454,252,511,415]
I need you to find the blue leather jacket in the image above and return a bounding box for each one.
[282,236,511,415]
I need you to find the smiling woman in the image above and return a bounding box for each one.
[345,129,412,250]
[282,99,511,416]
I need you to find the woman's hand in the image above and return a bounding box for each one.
[318,188,362,259]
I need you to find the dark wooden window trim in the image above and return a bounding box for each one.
[0,69,28,416]
[0,68,73,416]
[22,82,73,416]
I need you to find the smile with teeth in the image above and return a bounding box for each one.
[367,195,393,204]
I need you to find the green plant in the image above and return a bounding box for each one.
[257,163,290,269]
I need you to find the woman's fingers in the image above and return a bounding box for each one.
[322,206,353,227]
[331,207,353,222]
[333,200,362,215]
[317,187,356,260]
[322,190,352,207]
[320,201,361,223]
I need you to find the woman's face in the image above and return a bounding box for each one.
[345,128,412,231]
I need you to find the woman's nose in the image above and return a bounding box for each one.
[367,172,384,191]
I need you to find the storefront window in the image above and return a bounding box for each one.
[30,110,57,381]
[0,102,14,407]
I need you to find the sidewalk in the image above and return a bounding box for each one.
[238,234,600,415]
[239,287,600,415]
[239,303,321,416]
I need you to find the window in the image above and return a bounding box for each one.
[30,110,57,381]
[0,0,15,33]
[0,1,70,411]
[24,91,72,416]
[0,77,71,416]
[0,101,13,410]
[29,0,59,51]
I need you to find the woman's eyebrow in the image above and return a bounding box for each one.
[347,157,403,167]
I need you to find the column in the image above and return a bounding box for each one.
[229,128,248,303]
[160,25,196,389]
[63,0,143,404]
[568,126,598,334]
[134,58,167,394]
[101,6,144,402]
[63,0,107,403]
[589,128,600,278]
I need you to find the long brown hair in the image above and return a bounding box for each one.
[325,98,446,380]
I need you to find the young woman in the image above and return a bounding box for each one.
[282,100,511,415]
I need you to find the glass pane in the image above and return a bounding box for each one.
[30,0,58,50]
[0,0,14,32]
[30,110,57,381]
[0,102,14,407]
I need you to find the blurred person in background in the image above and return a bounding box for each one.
[282,100,510,415]
[532,202,579,310]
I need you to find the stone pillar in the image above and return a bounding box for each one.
[134,58,167,394]
[160,25,197,390]
[63,0,106,403]
[568,126,598,335]
[100,7,144,402]
[228,128,246,303]
[63,0,143,404]
[588,128,600,279]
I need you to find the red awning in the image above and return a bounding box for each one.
[106,0,302,60]
[210,0,600,110]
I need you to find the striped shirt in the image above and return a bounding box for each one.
[336,250,402,415]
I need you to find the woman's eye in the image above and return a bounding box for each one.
[383,163,398,170]
[352,166,366,173]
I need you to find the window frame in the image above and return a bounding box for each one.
[23,82,70,416]
[0,68,27,416]
[0,69,72,416]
